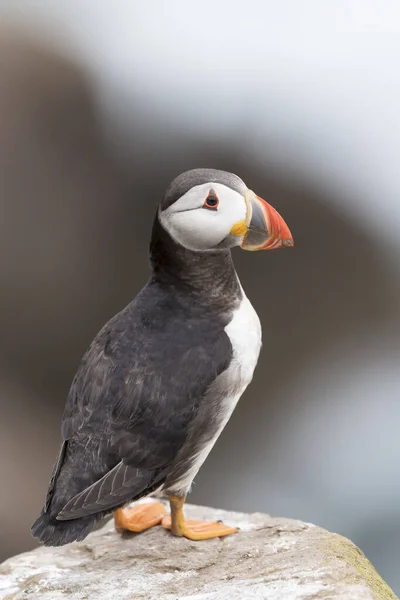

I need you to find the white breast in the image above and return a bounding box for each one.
[167,287,262,496]
[224,289,262,394]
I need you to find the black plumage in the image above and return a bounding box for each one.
[32,170,243,546]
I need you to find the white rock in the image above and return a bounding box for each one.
[0,503,396,600]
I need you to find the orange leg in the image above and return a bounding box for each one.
[114,502,168,533]
[161,496,238,541]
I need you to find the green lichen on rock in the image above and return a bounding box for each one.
[323,533,398,600]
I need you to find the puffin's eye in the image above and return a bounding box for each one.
[203,193,219,210]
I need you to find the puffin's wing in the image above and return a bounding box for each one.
[47,297,232,521]
[43,325,118,514]
[56,462,162,519]
[61,330,115,441]
[44,440,67,512]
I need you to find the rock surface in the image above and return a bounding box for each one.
[0,502,397,600]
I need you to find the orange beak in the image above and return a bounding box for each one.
[242,190,294,251]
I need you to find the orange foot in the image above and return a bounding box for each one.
[161,496,238,541]
[114,502,168,533]
[162,516,238,541]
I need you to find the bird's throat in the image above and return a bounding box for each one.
[149,215,241,311]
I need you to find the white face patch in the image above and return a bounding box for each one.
[159,182,248,251]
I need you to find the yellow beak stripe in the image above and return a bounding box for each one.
[230,220,248,237]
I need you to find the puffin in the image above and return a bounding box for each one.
[32,168,293,545]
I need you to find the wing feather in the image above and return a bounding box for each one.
[45,285,232,520]
[56,462,164,520]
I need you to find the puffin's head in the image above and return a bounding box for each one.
[159,168,294,252]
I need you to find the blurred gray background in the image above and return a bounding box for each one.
[0,0,400,594]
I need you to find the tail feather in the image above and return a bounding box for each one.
[31,509,107,547]
[31,437,116,546]
[31,437,165,546]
